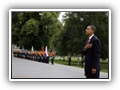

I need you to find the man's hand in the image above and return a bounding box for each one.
[91,68,96,74]
[84,44,92,51]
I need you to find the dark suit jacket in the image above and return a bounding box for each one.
[83,36,101,72]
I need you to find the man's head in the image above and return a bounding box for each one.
[85,25,96,37]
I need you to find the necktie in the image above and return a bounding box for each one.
[86,38,89,45]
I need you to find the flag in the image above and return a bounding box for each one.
[22,46,24,51]
[31,46,34,51]
[42,46,44,51]
[45,46,48,58]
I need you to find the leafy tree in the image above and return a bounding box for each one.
[53,12,108,60]
[12,12,61,50]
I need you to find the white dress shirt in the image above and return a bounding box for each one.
[88,34,94,42]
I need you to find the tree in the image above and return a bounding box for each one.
[12,12,61,50]
[19,18,40,50]
[53,12,108,60]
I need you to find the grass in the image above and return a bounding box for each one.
[53,58,108,73]
[100,61,108,73]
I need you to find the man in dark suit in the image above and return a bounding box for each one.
[83,25,101,78]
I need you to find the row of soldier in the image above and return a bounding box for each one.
[13,50,55,64]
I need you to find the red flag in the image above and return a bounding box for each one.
[42,46,44,51]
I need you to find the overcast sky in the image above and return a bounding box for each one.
[58,12,66,26]
[58,12,66,23]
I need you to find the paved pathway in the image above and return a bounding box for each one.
[12,57,108,78]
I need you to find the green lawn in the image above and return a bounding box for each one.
[52,58,108,73]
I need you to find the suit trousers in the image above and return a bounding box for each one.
[85,71,100,78]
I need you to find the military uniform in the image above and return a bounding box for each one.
[51,52,55,65]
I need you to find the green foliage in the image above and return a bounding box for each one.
[12,11,108,60]
[53,12,108,60]
[12,12,61,50]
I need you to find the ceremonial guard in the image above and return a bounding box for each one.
[51,51,55,65]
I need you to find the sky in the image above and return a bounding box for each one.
[58,12,66,23]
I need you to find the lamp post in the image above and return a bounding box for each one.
[39,13,43,16]
[77,17,84,66]
[78,18,84,66]
[80,12,85,67]
[80,17,84,44]
[39,13,48,47]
